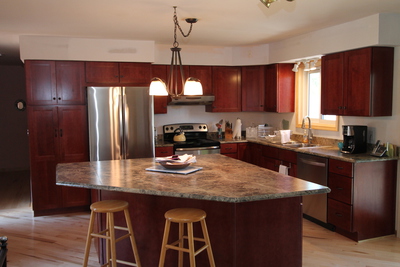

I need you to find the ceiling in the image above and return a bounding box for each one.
[1,0,400,65]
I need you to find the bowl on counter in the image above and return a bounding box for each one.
[159,161,191,170]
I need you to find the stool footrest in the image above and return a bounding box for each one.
[166,236,209,256]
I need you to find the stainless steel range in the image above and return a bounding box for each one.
[163,123,220,155]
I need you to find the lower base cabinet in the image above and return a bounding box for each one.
[28,105,91,216]
[327,159,397,241]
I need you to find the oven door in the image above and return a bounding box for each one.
[175,146,220,155]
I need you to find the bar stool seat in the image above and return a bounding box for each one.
[158,208,215,267]
[83,200,141,267]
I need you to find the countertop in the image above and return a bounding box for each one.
[56,154,329,203]
[188,137,398,163]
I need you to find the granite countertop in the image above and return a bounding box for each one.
[56,154,329,203]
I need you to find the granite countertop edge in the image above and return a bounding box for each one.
[56,180,330,203]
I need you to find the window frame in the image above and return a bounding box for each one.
[295,62,339,131]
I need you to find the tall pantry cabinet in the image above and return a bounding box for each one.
[26,60,90,216]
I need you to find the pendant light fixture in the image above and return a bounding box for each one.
[150,6,202,99]
[260,0,294,8]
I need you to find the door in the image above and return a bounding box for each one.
[123,87,154,159]
[297,154,328,223]
[242,65,265,112]
[87,87,123,161]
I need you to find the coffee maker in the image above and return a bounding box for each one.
[341,125,367,154]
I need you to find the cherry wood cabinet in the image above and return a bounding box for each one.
[25,60,86,105]
[85,62,151,86]
[261,145,297,176]
[189,65,213,96]
[27,105,90,216]
[321,47,394,116]
[221,143,238,159]
[327,158,397,241]
[264,63,295,113]
[155,146,174,157]
[151,65,169,114]
[206,66,241,112]
[241,65,265,112]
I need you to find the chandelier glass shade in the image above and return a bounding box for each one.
[149,7,202,99]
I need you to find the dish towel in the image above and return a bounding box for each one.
[280,130,291,144]
[279,165,289,175]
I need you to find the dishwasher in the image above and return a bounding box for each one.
[297,153,329,226]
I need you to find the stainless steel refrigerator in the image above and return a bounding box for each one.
[87,86,154,161]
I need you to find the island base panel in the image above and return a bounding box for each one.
[98,191,302,267]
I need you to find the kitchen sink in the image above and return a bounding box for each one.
[282,142,330,149]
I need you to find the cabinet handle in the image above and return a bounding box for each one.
[335,213,343,217]
[53,97,56,100]
[336,187,343,190]
[60,129,63,137]
[55,129,58,137]
[336,166,344,170]
[58,97,61,100]
[226,147,232,150]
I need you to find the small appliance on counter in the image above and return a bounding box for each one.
[341,125,367,154]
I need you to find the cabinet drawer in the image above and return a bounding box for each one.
[155,146,173,157]
[328,173,353,204]
[262,145,280,158]
[328,198,353,231]
[329,159,353,177]
[279,149,297,164]
[221,143,238,154]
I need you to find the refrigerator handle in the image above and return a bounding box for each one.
[119,94,125,159]
[122,93,129,160]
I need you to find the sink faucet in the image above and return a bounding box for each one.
[301,116,313,145]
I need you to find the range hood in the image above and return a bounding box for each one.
[168,95,215,105]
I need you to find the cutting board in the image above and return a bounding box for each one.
[145,165,203,175]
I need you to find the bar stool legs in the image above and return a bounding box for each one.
[83,200,141,267]
[158,208,215,267]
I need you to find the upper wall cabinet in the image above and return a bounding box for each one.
[188,65,213,96]
[85,62,151,86]
[241,65,265,112]
[321,47,394,116]
[206,66,241,112]
[25,60,86,105]
[264,64,295,113]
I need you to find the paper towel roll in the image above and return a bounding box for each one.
[279,165,289,175]
[233,118,242,139]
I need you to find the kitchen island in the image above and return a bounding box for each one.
[56,154,329,267]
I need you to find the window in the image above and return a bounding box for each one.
[295,60,338,131]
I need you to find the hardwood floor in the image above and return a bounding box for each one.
[1,171,400,266]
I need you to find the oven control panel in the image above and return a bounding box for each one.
[163,123,208,134]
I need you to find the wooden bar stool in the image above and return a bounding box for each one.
[83,200,141,267]
[158,208,215,267]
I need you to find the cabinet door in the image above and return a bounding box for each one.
[119,62,151,85]
[28,106,90,212]
[207,66,241,112]
[56,106,91,208]
[189,65,213,95]
[28,106,61,211]
[25,60,57,105]
[237,143,250,163]
[85,62,120,84]
[57,105,89,163]
[151,65,169,114]
[56,61,86,105]
[264,64,295,113]
[242,66,265,111]
[321,53,344,115]
[343,49,372,116]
